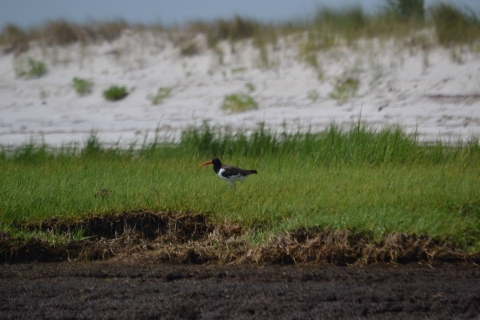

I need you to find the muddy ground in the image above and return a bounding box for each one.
[1,261,480,319]
[1,212,480,319]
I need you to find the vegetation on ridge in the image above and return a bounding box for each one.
[1,0,479,58]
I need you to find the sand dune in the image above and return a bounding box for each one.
[1,30,479,146]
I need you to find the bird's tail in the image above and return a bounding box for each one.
[248,170,258,174]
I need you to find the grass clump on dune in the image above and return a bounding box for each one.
[0,24,29,54]
[431,3,480,46]
[13,57,47,78]
[189,15,259,49]
[330,77,360,103]
[148,87,172,105]
[221,93,258,113]
[1,123,480,253]
[0,19,128,47]
[72,77,93,96]
[384,0,426,23]
[103,85,128,101]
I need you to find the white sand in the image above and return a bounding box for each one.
[1,30,480,147]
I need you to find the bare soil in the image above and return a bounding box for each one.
[1,212,480,319]
[1,261,480,319]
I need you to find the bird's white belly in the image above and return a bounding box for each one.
[218,168,245,181]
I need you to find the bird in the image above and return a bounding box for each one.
[199,157,257,189]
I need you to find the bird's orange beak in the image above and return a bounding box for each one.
[199,160,213,167]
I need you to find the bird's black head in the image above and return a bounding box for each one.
[211,158,222,173]
[200,157,223,173]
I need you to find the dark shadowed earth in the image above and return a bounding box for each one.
[1,261,480,319]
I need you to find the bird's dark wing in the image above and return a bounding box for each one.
[221,165,257,178]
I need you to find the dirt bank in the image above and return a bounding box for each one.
[2,212,478,265]
[2,212,480,318]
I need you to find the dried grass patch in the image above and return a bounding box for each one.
[1,212,478,265]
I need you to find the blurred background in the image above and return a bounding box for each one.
[1,0,478,28]
[1,0,480,146]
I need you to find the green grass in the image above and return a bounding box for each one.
[431,3,480,46]
[245,82,255,92]
[1,123,480,251]
[103,85,128,101]
[384,0,425,23]
[148,87,172,105]
[72,77,93,96]
[0,24,29,54]
[221,93,258,113]
[330,77,360,102]
[14,57,47,78]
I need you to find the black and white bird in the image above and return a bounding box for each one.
[200,157,257,189]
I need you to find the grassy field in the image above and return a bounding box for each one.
[1,123,480,252]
